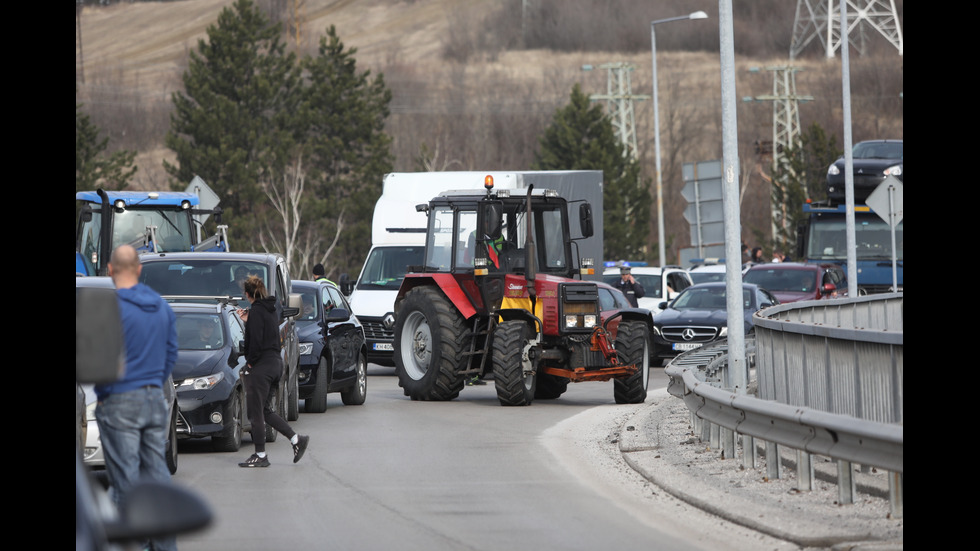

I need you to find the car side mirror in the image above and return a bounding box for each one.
[821,283,836,295]
[102,480,213,543]
[76,287,125,384]
[282,293,302,318]
[658,301,668,311]
[326,307,352,322]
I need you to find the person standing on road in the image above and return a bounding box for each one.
[613,264,645,308]
[237,275,309,467]
[312,263,335,286]
[95,244,179,551]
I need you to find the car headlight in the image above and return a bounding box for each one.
[718,326,728,337]
[178,372,224,391]
[884,164,902,177]
[652,325,662,337]
[827,164,840,176]
[85,400,97,422]
[299,342,313,356]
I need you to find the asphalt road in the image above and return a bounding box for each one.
[170,365,796,551]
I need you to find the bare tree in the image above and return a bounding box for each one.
[257,154,345,278]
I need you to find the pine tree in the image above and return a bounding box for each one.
[770,123,840,254]
[531,84,651,262]
[301,25,394,277]
[164,0,303,239]
[76,103,137,194]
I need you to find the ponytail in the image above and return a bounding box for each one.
[243,275,268,300]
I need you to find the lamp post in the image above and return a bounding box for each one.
[651,11,708,267]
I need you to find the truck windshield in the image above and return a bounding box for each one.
[807,214,903,261]
[79,208,195,253]
[358,246,425,290]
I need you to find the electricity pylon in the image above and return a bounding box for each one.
[791,0,903,59]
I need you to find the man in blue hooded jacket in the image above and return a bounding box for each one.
[95,244,179,551]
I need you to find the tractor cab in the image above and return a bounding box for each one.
[76,190,228,276]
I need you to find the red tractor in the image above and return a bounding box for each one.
[392,176,653,406]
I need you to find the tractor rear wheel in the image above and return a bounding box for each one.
[394,287,467,401]
[613,321,650,404]
[492,320,536,406]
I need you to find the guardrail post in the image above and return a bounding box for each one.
[766,441,781,479]
[889,472,903,518]
[797,450,814,491]
[838,460,856,504]
[721,426,734,459]
[742,434,756,469]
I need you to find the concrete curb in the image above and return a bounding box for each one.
[617,394,903,550]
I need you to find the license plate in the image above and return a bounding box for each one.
[373,343,393,351]
[673,342,703,351]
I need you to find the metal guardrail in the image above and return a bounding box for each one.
[663,293,903,514]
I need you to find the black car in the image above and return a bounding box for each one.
[292,279,368,413]
[826,139,903,203]
[651,282,778,365]
[138,251,303,434]
[172,302,251,452]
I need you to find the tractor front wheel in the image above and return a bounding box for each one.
[492,320,536,406]
[613,321,650,404]
[394,287,467,401]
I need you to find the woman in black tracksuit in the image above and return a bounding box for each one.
[237,275,309,467]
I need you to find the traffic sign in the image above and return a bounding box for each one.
[865,176,903,228]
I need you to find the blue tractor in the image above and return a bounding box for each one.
[76,189,229,276]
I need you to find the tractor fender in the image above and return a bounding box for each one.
[396,274,478,319]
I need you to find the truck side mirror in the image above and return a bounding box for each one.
[339,273,354,296]
[579,203,594,239]
[482,204,502,240]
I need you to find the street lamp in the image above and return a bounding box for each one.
[651,10,708,267]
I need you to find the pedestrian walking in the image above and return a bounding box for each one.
[237,275,309,467]
[95,244,179,551]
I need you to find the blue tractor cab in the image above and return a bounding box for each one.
[76,189,229,276]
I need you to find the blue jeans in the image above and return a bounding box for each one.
[96,386,177,551]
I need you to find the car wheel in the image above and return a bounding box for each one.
[211,390,243,452]
[166,407,179,474]
[305,358,329,413]
[341,353,367,406]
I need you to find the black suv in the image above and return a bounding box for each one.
[138,252,304,432]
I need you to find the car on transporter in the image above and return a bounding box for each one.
[651,282,779,366]
[291,279,368,413]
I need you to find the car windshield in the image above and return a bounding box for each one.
[743,268,817,293]
[852,141,902,160]
[140,259,270,301]
[688,270,726,284]
[176,313,224,350]
[672,287,753,310]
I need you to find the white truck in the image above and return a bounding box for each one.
[345,171,604,367]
